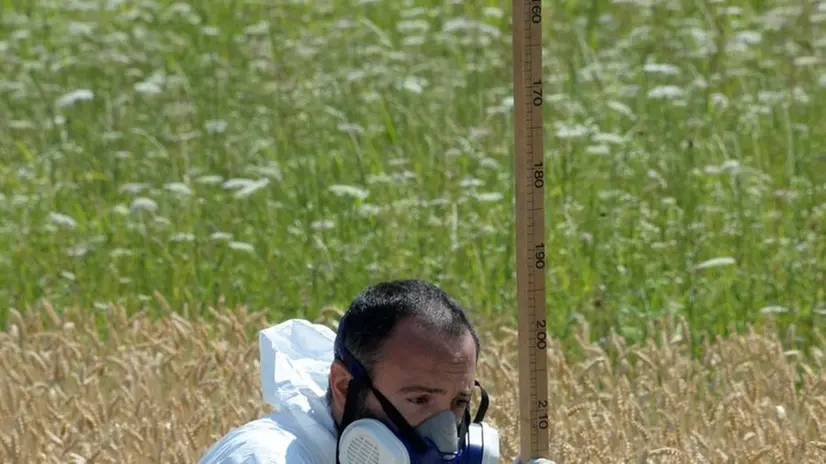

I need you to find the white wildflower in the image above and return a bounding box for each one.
[56,89,94,108]
[49,212,77,229]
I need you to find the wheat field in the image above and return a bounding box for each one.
[2,298,825,463]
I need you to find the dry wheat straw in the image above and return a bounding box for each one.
[1,305,826,463]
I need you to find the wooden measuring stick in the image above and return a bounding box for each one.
[512,0,550,460]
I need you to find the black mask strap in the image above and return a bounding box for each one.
[365,380,491,453]
[474,380,489,423]
[370,385,429,451]
[335,374,368,464]
[457,380,489,449]
[340,375,367,431]
[458,408,471,448]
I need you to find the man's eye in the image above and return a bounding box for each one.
[409,396,429,405]
[455,399,470,408]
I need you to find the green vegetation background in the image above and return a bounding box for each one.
[1,0,824,353]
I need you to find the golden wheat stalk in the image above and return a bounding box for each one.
[3,302,826,463]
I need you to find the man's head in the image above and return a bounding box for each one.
[326,279,481,431]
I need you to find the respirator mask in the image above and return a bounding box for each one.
[333,326,500,464]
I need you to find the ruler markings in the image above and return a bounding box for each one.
[513,0,550,460]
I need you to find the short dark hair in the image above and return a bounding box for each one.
[325,279,481,405]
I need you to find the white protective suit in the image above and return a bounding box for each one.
[198,318,339,463]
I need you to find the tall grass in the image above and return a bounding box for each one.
[1,0,825,349]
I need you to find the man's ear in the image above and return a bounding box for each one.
[329,359,351,420]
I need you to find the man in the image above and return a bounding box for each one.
[198,279,553,463]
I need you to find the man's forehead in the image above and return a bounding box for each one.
[381,323,475,364]
[372,319,477,388]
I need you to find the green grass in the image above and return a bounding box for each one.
[1,0,825,350]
